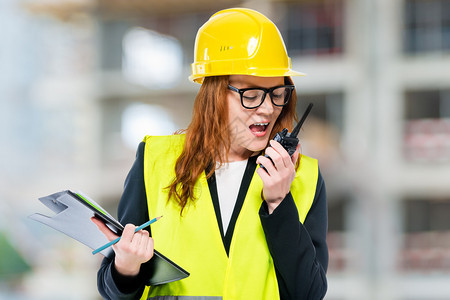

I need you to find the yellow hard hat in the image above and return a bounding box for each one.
[189,8,305,84]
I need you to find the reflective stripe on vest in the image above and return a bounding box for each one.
[142,135,318,300]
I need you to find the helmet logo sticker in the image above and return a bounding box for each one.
[220,46,233,52]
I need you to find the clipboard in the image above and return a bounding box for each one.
[29,190,189,285]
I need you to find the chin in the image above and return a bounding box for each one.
[247,139,269,153]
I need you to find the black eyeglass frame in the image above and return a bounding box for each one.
[227,84,295,109]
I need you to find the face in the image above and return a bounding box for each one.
[226,75,285,161]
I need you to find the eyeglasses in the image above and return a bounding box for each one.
[228,84,295,109]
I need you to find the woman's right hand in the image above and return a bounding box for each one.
[91,217,154,276]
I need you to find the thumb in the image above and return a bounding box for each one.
[91,217,119,242]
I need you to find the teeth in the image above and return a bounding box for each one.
[254,123,269,126]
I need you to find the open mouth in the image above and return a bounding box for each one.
[249,122,269,136]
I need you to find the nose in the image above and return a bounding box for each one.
[256,93,274,115]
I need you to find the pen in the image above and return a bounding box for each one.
[92,216,162,255]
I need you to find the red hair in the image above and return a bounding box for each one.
[167,76,298,214]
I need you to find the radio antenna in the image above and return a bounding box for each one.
[291,103,313,138]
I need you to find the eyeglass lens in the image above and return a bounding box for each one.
[242,87,291,108]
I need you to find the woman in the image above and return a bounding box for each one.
[94,8,328,300]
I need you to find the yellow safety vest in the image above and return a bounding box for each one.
[141,135,318,300]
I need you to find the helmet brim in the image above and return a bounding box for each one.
[189,69,306,84]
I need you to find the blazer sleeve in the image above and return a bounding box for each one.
[259,170,328,300]
[97,142,153,299]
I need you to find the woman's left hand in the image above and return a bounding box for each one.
[256,140,299,214]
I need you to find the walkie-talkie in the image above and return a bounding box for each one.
[260,103,313,171]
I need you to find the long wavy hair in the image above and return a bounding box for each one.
[167,75,298,214]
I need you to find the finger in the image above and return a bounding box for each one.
[140,229,150,238]
[264,146,285,170]
[91,217,119,242]
[121,223,136,244]
[269,140,293,168]
[257,155,277,175]
[256,166,271,181]
[146,237,155,259]
[130,231,143,249]
[133,231,151,258]
[146,236,154,250]
[135,229,150,247]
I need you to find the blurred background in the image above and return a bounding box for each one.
[1,0,449,299]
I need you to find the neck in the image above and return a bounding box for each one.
[225,145,258,162]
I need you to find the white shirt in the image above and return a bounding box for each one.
[214,160,248,233]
